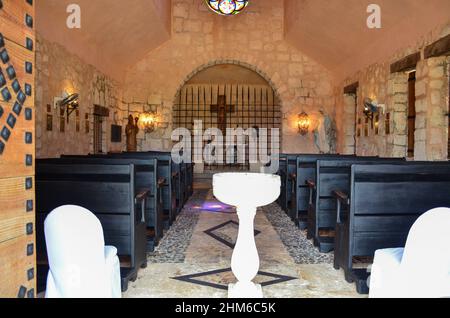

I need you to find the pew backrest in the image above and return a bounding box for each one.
[36,162,146,269]
[94,152,179,218]
[314,158,404,204]
[294,155,357,217]
[311,159,403,230]
[278,156,288,207]
[142,151,184,211]
[44,157,161,232]
[348,163,450,257]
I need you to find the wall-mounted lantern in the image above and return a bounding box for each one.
[138,111,158,133]
[57,92,79,123]
[297,112,310,136]
[363,97,379,120]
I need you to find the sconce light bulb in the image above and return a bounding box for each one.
[139,111,158,133]
[297,112,310,136]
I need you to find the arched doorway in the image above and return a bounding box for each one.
[173,62,282,172]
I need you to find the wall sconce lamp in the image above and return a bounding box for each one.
[363,97,380,120]
[58,93,79,123]
[139,111,158,133]
[297,112,310,136]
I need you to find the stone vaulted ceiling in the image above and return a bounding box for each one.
[36,0,450,81]
[36,0,171,81]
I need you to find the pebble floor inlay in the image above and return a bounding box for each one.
[146,190,207,263]
[124,187,363,298]
[262,203,334,264]
[148,189,333,265]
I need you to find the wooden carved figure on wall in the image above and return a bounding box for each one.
[125,115,139,151]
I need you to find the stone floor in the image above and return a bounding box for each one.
[124,188,365,298]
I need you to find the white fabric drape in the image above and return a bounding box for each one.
[44,205,121,298]
[369,207,450,298]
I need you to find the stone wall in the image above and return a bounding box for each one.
[339,94,357,154]
[35,1,448,160]
[414,56,450,160]
[35,34,125,158]
[122,0,336,154]
[336,24,450,160]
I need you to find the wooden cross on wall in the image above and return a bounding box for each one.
[210,95,235,134]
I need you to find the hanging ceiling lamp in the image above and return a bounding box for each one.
[205,0,249,16]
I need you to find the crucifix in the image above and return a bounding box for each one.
[210,95,235,134]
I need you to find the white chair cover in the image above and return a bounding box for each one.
[369,207,450,298]
[44,205,121,298]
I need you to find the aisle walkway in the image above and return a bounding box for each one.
[124,189,363,298]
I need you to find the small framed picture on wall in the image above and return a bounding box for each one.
[85,113,90,134]
[364,117,369,137]
[60,117,65,132]
[385,113,391,135]
[375,114,380,135]
[46,104,53,131]
[46,114,53,131]
[357,118,361,137]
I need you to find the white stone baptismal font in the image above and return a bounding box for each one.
[213,173,281,298]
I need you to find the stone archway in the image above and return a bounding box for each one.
[173,60,283,172]
[173,60,283,105]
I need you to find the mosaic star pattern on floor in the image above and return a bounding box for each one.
[204,220,261,249]
[124,188,364,298]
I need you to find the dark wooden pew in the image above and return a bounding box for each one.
[277,155,287,208]
[186,161,194,198]
[289,154,356,229]
[144,151,194,208]
[284,154,301,216]
[127,151,187,216]
[307,158,402,252]
[103,152,180,223]
[47,157,164,250]
[278,153,301,213]
[36,161,148,292]
[179,160,188,205]
[333,163,450,294]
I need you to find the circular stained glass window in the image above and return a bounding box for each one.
[205,0,249,16]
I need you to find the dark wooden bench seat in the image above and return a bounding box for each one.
[307,158,402,253]
[36,161,148,292]
[277,155,288,209]
[333,163,450,294]
[289,154,357,229]
[147,151,194,209]
[144,150,193,208]
[123,151,193,216]
[95,152,181,225]
[186,161,194,198]
[48,157,164,249]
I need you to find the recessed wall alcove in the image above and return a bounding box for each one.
[173,61,282,171]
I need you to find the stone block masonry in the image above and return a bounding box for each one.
[336,24,450,161]
[123,0,336,155]
[35,34,126,158]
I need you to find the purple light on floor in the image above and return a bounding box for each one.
[203,203,220,210]
[202,202,229,211]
